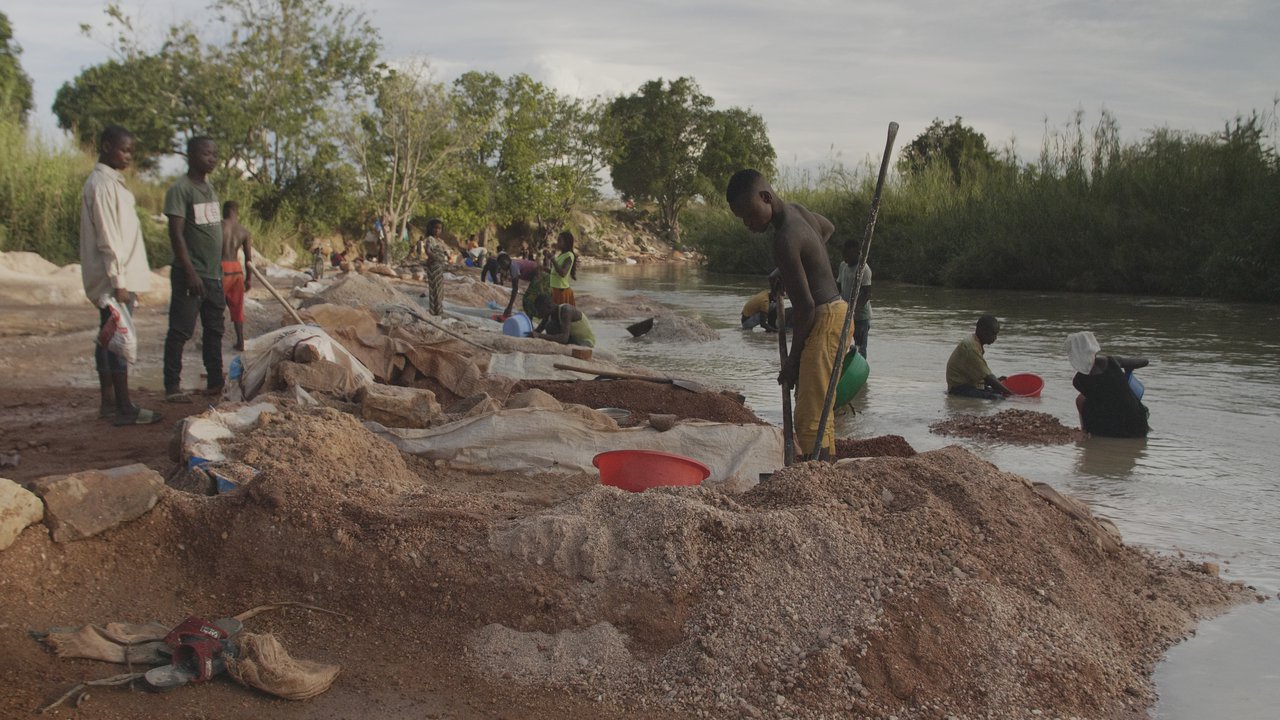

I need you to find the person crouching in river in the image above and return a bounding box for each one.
[1066,331,1151,438]
[946,315,1014,399]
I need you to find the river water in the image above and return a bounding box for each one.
[574,263,1280,719]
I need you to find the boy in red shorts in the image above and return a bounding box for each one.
[220,201,253,350]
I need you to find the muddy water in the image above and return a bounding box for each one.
[575,264,1280,718]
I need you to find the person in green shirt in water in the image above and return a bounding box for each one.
[531,294,595,347]
[945,315,1013,400]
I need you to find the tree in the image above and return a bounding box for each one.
[698,107,776,199]
[63,1,380,185]
[0,12,34,123]
[898,117,1001,184]
[536,95,607,228]
[193,0,381,188]
[451,72,606,236]
[605,77,775,244]
[53,56,175,168]
[343,63,478,246]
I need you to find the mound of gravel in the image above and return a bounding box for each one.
[931,409,1084,445]
[1,406,1246,719]
[303,272,418,309]
[482,447,1244,718]
[634,314,719,343]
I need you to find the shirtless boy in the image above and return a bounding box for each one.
[727,169,841,459]
[220,201,253,350]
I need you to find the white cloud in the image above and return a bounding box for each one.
[6,0,1278,172]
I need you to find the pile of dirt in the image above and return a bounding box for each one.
[222,407,421,510]
[0,251,61,275]
[482,448,1246,719]
[0,401,1250,719]
[434,277,511,308]
[835,434,917,459]
[931,409,1084,444]
[634,314,719,343]
[513,379,764,427]
[302,272,418,310]
[0,251,170,307]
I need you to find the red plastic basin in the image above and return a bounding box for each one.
[593,450,710,492]
[1004,373,1044,397]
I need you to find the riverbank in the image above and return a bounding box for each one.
[0,253,1260,718]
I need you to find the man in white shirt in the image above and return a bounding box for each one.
[80,125,161,425]
[837,260,873,358]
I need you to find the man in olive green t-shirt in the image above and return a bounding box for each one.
[945,315,1013,400]
[162,136,226,402]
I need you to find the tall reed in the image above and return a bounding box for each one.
[684,105,1280,302]
[0,116,91,265]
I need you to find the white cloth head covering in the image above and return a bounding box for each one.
[1065,331,1101,374]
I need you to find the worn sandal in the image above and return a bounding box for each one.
[113,407,163,426]
[144,616,243,692]
[165,391,193,404]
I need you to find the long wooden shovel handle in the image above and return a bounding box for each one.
[811,121,898,459]
[554,362,670,382]
[247,262,306,326]
[778,311,795,467]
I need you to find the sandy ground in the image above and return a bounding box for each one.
[0,288,688,720]
[0,266,1256,720]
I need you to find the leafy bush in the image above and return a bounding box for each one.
[686,106,1280,302]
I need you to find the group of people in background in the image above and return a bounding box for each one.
[944,316,1151,438]
[485,231,595,348]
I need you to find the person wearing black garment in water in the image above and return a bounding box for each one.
[1066,331,1151,438]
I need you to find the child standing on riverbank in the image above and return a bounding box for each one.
[220,201,253,351]
[549,231,578,306]
[727,169,841,460]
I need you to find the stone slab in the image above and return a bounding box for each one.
[0,477,44,550]
[28,464,164,542]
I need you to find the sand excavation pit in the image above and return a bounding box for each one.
[514,378,764,427]
[0,402,1252,719]
[931,408,1084,444]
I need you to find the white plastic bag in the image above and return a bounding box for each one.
[97,295,138,365]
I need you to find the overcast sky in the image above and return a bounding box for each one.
[8,0,1279,171]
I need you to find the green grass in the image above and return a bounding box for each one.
[0,116,92,265]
